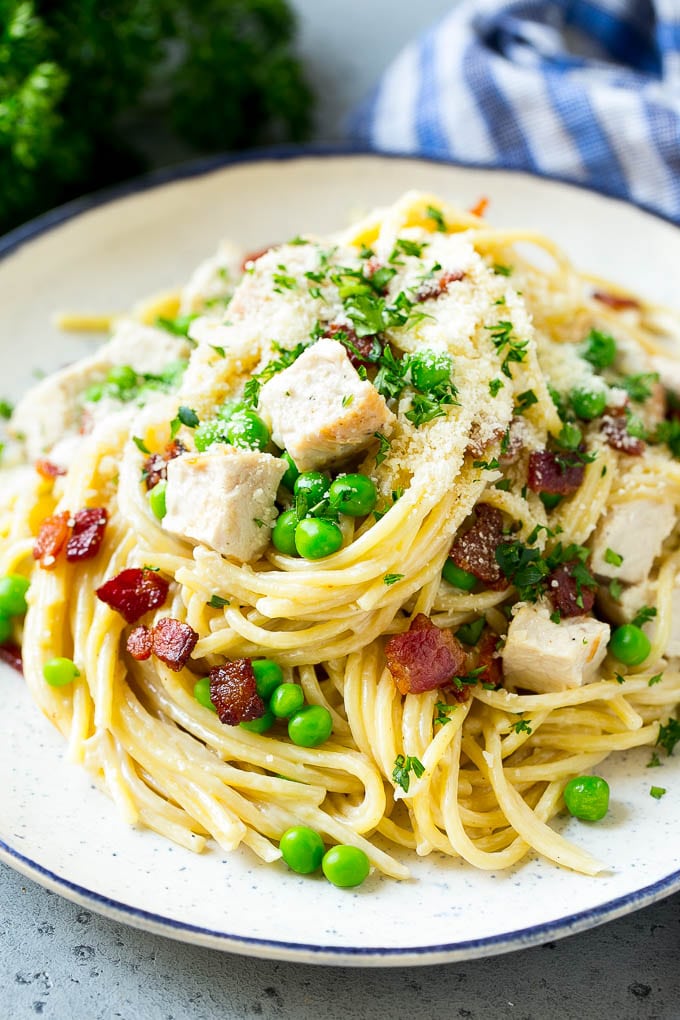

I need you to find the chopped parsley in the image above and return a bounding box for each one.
[619,372,659,403]
[242,341,307,408]
[512,717,532,735]
[434,701,456,726]
[392,754,425,793]
[210,345,226,358]
[609,579,623,601]
[373,347,458,427]
[489,378,504,397]
[0,399,13,419]
[374,431,391,466]
[452,666,487,690]
[208,594,230,609]
[389,238,427,262]
[383,573,404,586]
[455,617,485,646]
[272,267,297,292]
[604,548,623,567]
[631,606,657,628]
[650,786,667,800]
[425,204,447,232]
[156,313,198,338]
[485,320,529,378]
[132,436,150,454]
[170,405,200,438]
[647,752,661,768]
[654,418,680,459]
[580,329,617,370]
[473,457,500,471]
[649,673,664,687]
[495,537,596,607]
[514,389,538,415]
[493,263,513,277]
[657,718,680,756]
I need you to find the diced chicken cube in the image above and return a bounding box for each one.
[597,579,653,626]
[590,500,676,584]
[502,602,610,693]
[162,447,286,562]
[105,320,190,376]
[257,338,395,471]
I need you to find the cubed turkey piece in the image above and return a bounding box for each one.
[257,338,395,472]
[589,500,676,584]
[105,320,190,376]
[502,602,610,693]
[163,447,286,562]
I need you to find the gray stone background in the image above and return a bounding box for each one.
[2,1,680,1016]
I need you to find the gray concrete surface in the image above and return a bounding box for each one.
[3,2,680,1017]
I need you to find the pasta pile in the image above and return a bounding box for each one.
[1,191,679,881]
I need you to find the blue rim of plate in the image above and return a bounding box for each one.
[0,144,679,965]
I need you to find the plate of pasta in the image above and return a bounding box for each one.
[0,152,679,965]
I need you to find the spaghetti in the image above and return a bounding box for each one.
[1,191,679,882]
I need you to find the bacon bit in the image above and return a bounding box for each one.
[547,563,596,618]
[385,614,466,696]
[475,629,503,688]
[527,451,585,495]
[241,246,273,270]
[142,439,186,491]
[323,322,381,369]
[33,511,71,570]
[466,424,505,459]
[468,196,489,218]
[35,459,66,481]
[126,625,153,661]
[599,409,645,456]
[209,660,265,725]
[592,290,640,311]
[66,507,108,562]
[450,505,506,585]
[0,643,23,674]
[96,568,169,624]
[416,269,466,303]
[152,617,198,671]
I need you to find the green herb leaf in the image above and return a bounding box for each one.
[392,754,425,793]
[649,673,663,686]
[425,205,447,232]
[657,718,680,756]
[489,379,504,397]
[512,717,532,734]
[650,786,667,800]
[631,606,657,628]
[604,548,623,567]
[374,432,391,466]
[132,436,150,454]
[514,389,538,415]
[208,594,230,609]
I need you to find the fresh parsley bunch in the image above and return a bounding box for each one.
[0,0,313,234]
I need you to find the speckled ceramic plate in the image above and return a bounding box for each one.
[0,152,679,967]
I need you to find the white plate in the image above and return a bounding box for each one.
[1,152,679,967]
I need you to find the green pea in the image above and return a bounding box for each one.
[540,492,563,510]
[610,624,651,666]
[328,474,377,517]
[215,399,246,422]
[270,682,305,719]
[240,710,275,734]
[43,656,80,687]
[280,451,300,491]
[148,480,167,520]
[193,676,217,712]
[294,518,343,559]
[410,350,452,391]
[107,364,138,391]
[570,386,607,421]
[83,383,104,403]
[322,845,370,888]
[288,705,333,747]
[194,420,228,452]
[272,509,300,556]
[441,560,476,591]
[0,613,12,645]
[227,411,270,451]
[563,775,610,821]
[252,659,284,700]
[279,826,325,874]
[294,471,329,515]
[0,574,29,617]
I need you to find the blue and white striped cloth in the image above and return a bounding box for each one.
[350,1,680,222]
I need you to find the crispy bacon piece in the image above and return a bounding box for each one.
[468,196,489,218]
[547,563,597,618]
[33,511,71,570]
[416,269,466,302]
[527,451,585,495]
[592,290,640,311]
[96,568,169,623]
[449,504,506,586]
[142,440,186,491]
[323,322,382,369]
[0,643,23,674]
[599,410,645,456]
[35,459,66,481]
[126,625,153,661]
[152,617,198,671]
[209,660,265,725]
[66,507,108,562]
[385,614,466,696]
[241,245,273,270]
[475,628,503,688]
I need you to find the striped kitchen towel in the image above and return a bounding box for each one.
[350,0,680,222]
